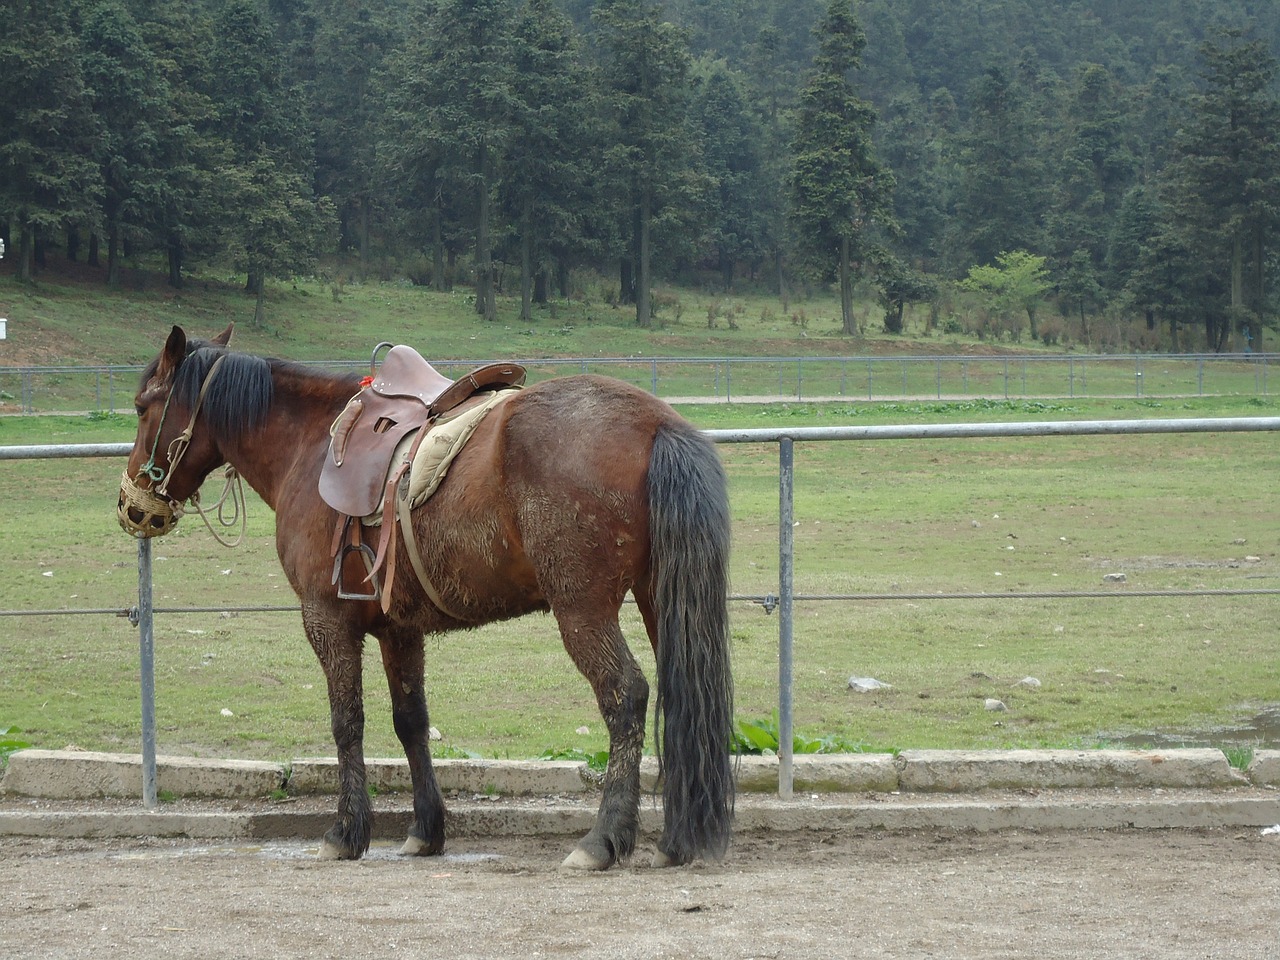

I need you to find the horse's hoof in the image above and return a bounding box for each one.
[317,838,350,860]
[559,846,612,872]
[399,834,441,857]
[651,848,680,868]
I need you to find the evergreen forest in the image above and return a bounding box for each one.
[3,0,1280,352]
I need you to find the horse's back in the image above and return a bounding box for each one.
[414,375,686,616]
[500,374,680,488]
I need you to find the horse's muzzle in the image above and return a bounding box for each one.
[117,470,181,538]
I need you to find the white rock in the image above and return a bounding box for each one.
[848,677,892,693]
[1103,573,1127,583]
[428,726,442,741]
[220,708,235,717]
[984,698,1008,712]
[1262,824,1280,837]
[1015,677,1041,690]
[575,726,591,735]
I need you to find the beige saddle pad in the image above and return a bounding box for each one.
[362,387,517,525]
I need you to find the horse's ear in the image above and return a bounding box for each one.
[155,326,187,383]
[211,322,234,347]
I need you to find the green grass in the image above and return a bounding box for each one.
[1,396,1276,764]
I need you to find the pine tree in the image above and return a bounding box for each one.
[594,0,705,328]
[79,0,169,286]
[690,62,767,291]
[789,0,894,334]
[0,0,102,281]
[308,0,400,276]
[210,0,334,326]
[950,64,1048,272]
[505,0,597,318]
[1163,28,1280,352]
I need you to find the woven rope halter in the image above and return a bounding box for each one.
[118,354,247,546]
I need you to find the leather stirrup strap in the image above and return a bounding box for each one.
[396,481,465,621]
[371,466,405,614]
[367,426,430,614]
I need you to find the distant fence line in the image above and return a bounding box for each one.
[0,352,1275,414]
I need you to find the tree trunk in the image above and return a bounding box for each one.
[775,246,788,303]
[1230,234,1244,352]
[1251,221,1264,353]
[357,196,370,282]
[619,258,634,306]
[839,235,855,335]
[519,198,533,322]
[431,207,446,292]
[167,237,184,289]
[87,233,100,268]
[253,279,267,329]
[18,223,34,282]
[66,230,81,262]
[106,221,121,287]
[475,144,496,322]
[636,184,652,329]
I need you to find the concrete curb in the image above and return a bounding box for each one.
[5,748,1276,801]
[3,791,1280,844]
[2,749,1278,843]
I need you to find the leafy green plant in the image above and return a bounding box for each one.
[732,714,877,756]
[433,744,482,760]
[1223,746,1254,771]
[539,747,610,771]
[0,726,31,769]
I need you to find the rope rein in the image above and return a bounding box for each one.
[186,465,248,548]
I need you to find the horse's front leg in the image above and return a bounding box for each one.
[374,623,446,856]
[303,605,373,860]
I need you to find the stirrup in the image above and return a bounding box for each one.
[331,531,382,602]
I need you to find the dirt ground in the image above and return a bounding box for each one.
[2,828,1277,960]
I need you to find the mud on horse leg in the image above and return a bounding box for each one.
[375,623,446,856]
[557,617,650,872]
[304,606,374,860]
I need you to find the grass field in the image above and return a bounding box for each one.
[1,395,1276,767]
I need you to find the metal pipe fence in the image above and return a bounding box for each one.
[3,414,1280,803]
[2,352,1275,413]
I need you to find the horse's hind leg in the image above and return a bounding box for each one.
[303,604,373,860]
[556,611,649,872]
[374,623,446,856]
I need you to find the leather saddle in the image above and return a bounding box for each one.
[319,344,525,610]
[320,344,525,519]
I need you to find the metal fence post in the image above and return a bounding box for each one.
[778,436,795,801]
[136,538,158,809]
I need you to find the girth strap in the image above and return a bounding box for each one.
[335,423,464,620]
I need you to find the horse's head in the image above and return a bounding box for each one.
[118,323,235,538]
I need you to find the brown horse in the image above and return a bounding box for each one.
[117,325,733,870]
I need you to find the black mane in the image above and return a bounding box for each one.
[171,346,273,437]
[141,337,364,437]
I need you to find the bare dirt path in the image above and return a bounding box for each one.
[3,829,1277,959]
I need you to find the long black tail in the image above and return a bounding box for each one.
[647,420,734,863]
